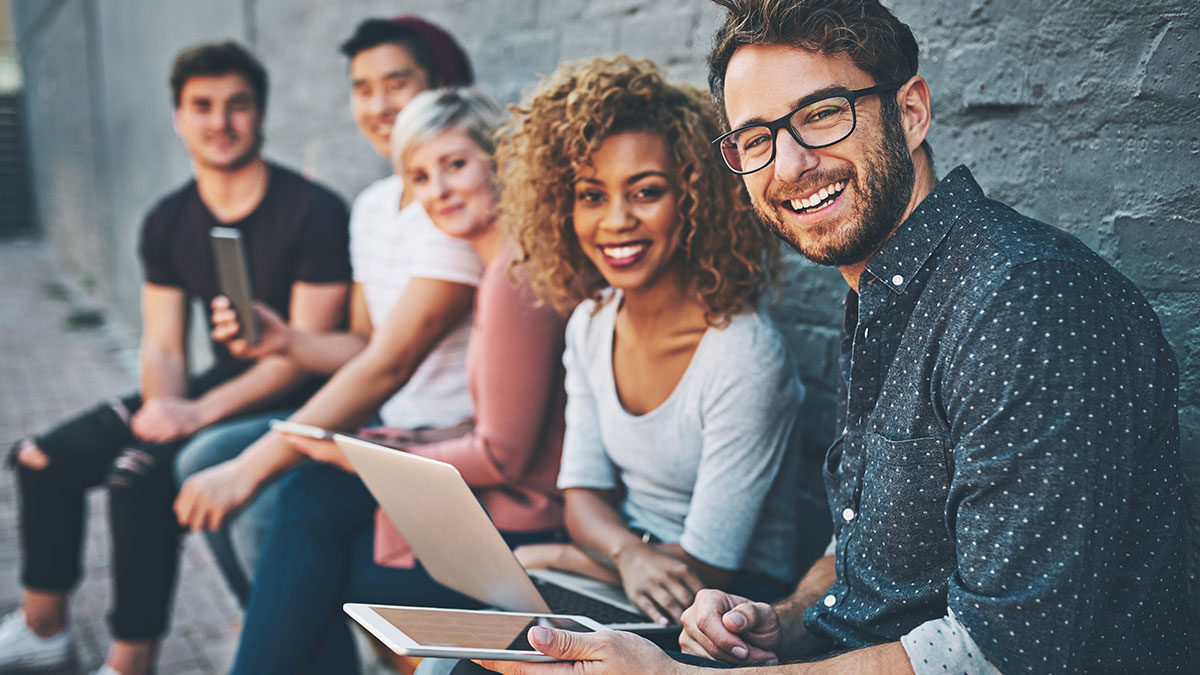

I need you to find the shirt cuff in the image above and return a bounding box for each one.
[900,609,1001,675]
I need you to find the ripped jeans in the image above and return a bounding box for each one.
[8,368,230,641]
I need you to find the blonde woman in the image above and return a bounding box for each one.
[228,89,568,675]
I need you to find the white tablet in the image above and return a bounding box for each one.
[269,419,335,440]
[343,604,608,662]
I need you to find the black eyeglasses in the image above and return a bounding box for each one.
[712,82,902,175]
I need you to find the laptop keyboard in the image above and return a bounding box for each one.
[531,577,646,625]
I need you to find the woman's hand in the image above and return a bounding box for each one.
[280,433,356,473]
[174,458,260,531]
[612,542,706,626]
[210,296,291,359]
[514,543,623,586]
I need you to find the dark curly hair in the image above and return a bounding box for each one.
[708,0,932,166]
[496,56,779,324]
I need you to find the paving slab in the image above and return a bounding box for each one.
[0,238,239,675]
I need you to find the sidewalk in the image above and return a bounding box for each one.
[0,237,240,674]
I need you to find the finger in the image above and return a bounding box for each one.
[211,295,230,310]
[693,609,752,657]
[212,306,237,325]
[173,488,191,525]
[252,301,275,321]
[283,434,323,458]
[645,585,686,624]
[724,601,774,635]
[665,569,703,608]
[473,661,516,674]
[474,659,558,675]
[180,500,203,531]
[678,627,730,661]
[202,504,225,532]
[527,626,604,661]
[658,578,696,622]
[212,320,239,339]
[739,645,780,665]
[674,568,706,599]
[633,591,670,626]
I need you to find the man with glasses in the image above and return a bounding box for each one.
[478,1,1188,674]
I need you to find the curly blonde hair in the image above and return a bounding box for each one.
[496,56,778,324]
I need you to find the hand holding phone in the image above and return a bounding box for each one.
[211,296,290,359]
[211,227,260,345]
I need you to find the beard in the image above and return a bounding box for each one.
[197,127,265,173]
[752,114,915,267]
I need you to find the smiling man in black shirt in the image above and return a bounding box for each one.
[476,1,1189,674]
[1,42,350,675]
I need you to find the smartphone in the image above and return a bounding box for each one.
[343,604,607,662]
[269,419,335,440]
[210,227,260,345]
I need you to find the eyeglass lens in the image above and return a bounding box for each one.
[719,95,855,173]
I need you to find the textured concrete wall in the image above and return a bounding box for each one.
[13,0,247,328]
[12,0,1199,649]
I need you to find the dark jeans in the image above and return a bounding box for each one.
[230,462,565,675]
[8,368,232,641]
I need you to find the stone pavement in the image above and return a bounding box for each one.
[0,237,240,674]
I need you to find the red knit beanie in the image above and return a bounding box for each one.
[390,15,474,87]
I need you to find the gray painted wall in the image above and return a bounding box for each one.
[12,0,1199,654]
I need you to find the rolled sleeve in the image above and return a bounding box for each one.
[901,611,1001,675]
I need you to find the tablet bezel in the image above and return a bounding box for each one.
[343,604,608,662]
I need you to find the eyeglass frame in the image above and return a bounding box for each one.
[711,81,904,175]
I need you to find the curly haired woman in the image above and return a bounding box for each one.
[501,56,807,626]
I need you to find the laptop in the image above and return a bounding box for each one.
[334,434,666,632]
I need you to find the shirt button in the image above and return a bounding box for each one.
[891,274,904,286]
[842,507,856,522]
[822,594,837,607]
[863,326,869,339]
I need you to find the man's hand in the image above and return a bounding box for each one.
[131,396,209,442]
[679,589,782,665]
[478,625,691,675]
[281,433,355,473]
[612,543,706,626]
[174,459,258,531]
[211,296,291,360]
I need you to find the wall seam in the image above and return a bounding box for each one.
[81,0,116,297]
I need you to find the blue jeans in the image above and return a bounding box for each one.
[229,462,565,675]
[173,409,297,605]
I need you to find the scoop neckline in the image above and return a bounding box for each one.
[601,293,713,421]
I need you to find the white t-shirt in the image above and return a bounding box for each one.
[556,294,805,583]
[349,175,483,428]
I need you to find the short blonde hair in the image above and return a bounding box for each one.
[390,87,502,172]
[496,56,778,323]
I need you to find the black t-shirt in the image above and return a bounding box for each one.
[138,162,351,372]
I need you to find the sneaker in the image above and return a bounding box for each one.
[0,609,75,671]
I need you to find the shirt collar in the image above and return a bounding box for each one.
[863,165,983,295]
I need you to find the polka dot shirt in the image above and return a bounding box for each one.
[803,166,1190,673]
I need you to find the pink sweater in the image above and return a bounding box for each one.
[372,250,567,567]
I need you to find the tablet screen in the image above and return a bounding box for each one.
[373,608,595,651]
